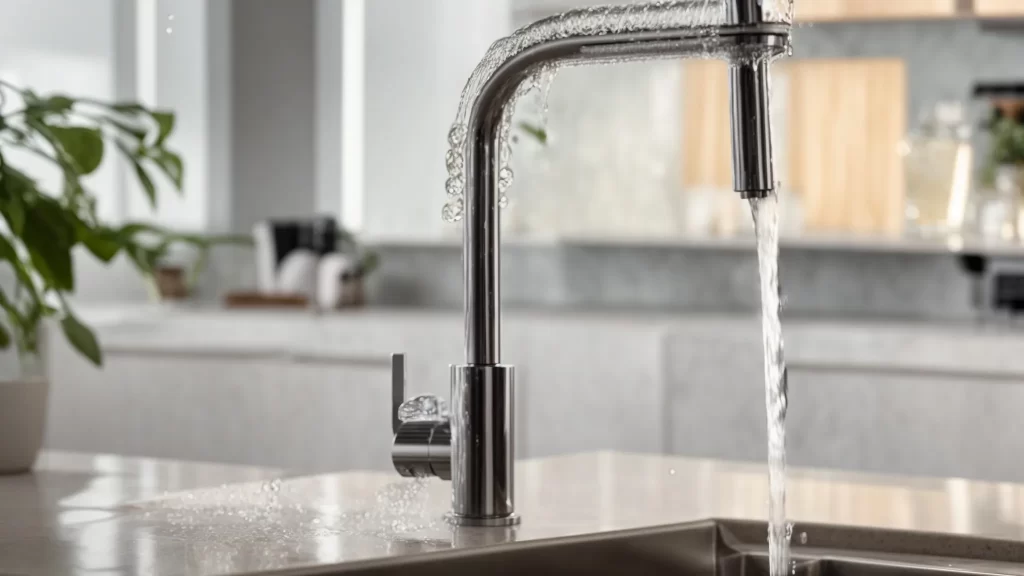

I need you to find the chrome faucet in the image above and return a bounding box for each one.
[391,0,790,527]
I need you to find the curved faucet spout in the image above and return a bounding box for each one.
[464,24,790,366]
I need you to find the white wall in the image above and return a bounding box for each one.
[316,0,344,219]
[125,0,232,232]
[360,0,512,240]
[0,0,118,221]
[231,0,317,234]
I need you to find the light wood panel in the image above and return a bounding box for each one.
[680,60,732,191]
[797,0,956,21]
[680,58,907,235]
[784,59,907,235]
[974,0,1024,16]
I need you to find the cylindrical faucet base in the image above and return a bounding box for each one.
[450,364,519,526]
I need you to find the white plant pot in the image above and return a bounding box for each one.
[0,376,48,474]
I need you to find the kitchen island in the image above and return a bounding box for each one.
[3,450,1024,575]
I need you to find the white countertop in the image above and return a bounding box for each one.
[5,451,1024,576]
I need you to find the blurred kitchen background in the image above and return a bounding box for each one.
[11,0,1024,483]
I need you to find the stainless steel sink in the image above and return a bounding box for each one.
[291,520,1024,576]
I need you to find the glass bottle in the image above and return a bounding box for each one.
[902,102,974,237]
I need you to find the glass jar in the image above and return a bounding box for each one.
[977,166,1022,242]
[902,102,974,237]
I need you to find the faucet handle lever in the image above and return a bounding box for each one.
[391,353,405,434]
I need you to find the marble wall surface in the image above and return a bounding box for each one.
[368,241,990,321]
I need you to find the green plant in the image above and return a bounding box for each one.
[0,81,208,368]
[335,226,380,279]
[517,121,548,146]
[984,109,1024,186]
[145,231,253,291]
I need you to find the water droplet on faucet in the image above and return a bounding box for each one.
[398,395,450,422]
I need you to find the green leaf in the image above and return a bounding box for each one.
[518,121,548,146]
[76,223,121,263]
[133,161,157,207]
[23,199,75,291]
[110,103,146,115]
[152,112,175,145]
[49,126,105,175]
[125,243,159,274]
[61,313,102,367]
[40,95,75,114]
[118,221,163,239]
[4,194,25,235]
[0,322,11,349]
[149,148,184,189]
[0,166,32,234]
[117,141,157,207]
[21,89,41,106]
[106,118,147,141]
[360,250,381,276]
[0,234,37,295]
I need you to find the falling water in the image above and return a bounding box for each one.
[751,193,791,576]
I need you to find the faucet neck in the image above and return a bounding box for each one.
[728,0,772,25]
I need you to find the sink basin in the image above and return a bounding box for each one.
[294,520,1024,576]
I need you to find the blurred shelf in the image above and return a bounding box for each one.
[370,235,1024,257]
[555,233,1024,257]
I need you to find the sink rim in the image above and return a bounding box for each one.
[261,518,1024,576]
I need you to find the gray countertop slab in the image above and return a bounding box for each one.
[5,450,1024,576]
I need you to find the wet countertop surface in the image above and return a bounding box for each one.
[4,451,1024,575]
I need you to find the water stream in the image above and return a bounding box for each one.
[751,193,791,576]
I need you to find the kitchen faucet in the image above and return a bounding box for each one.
[390,0,791,527]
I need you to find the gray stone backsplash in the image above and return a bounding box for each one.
[367,241,1002,320]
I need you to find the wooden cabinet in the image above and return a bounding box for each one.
[974,0,1024,16]
[679,58,908,235]
[797,0,956,21]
